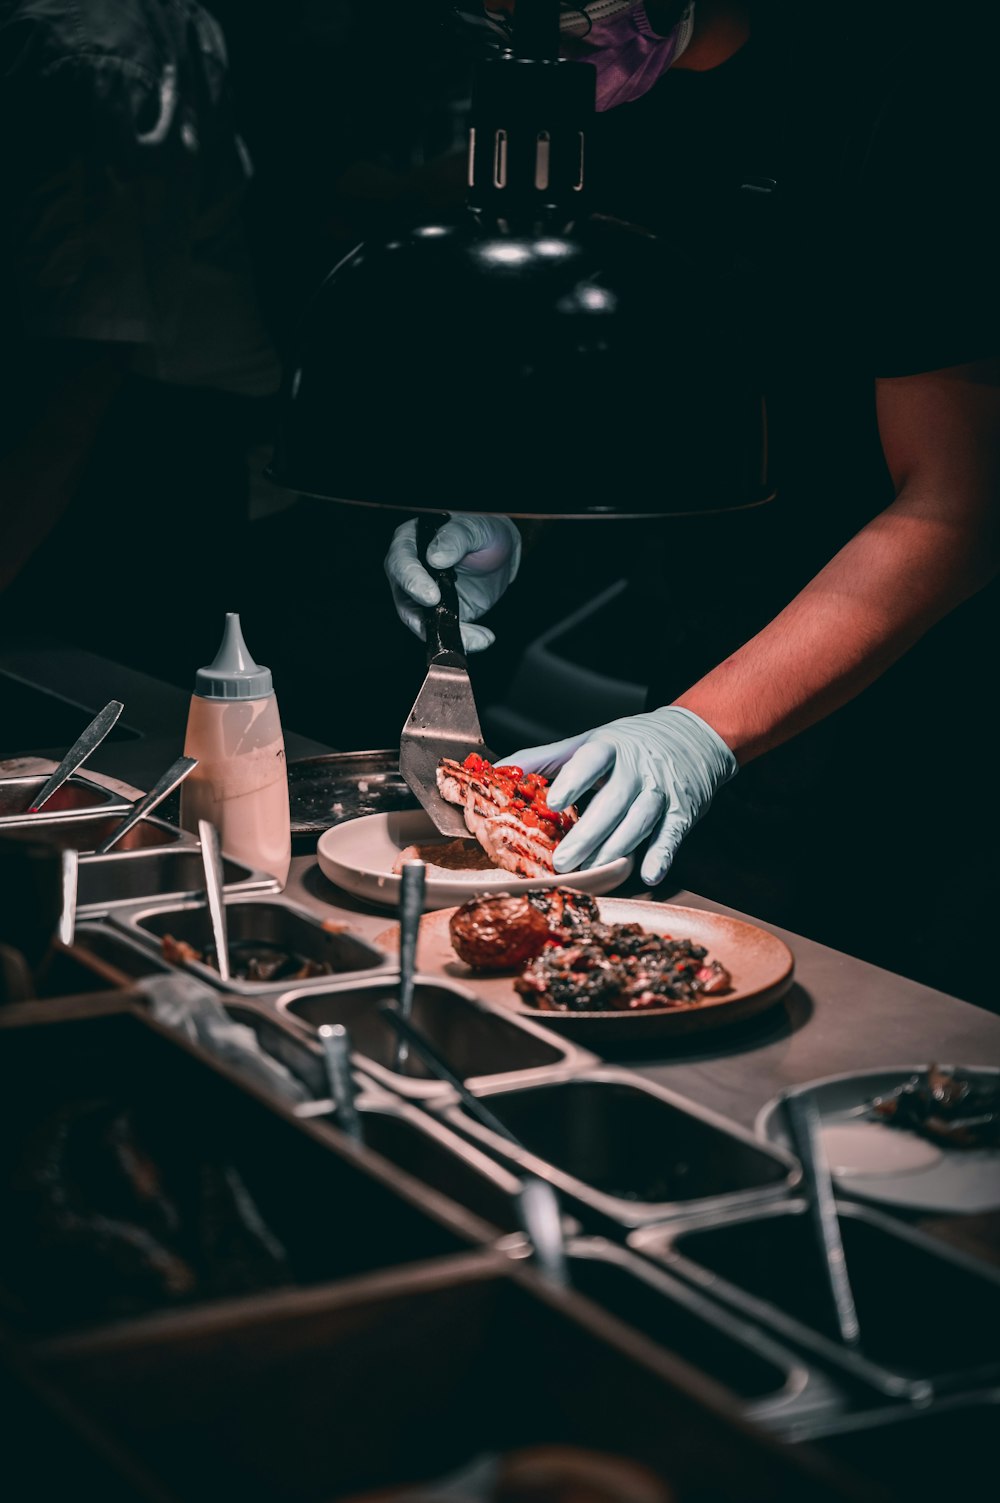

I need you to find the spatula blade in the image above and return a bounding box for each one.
[399,654,494,837]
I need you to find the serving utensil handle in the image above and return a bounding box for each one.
[198,817,231,983]
[94,755,197,855]
[29,700,125,812]
[784,1091,861,1349]
[417,512,465,661]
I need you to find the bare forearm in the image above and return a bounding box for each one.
[675,483,999,764]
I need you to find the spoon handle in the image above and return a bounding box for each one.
[94,755,197,854]
[394,859,426,1070]
[29,700,124,812]
[198,818,231,983]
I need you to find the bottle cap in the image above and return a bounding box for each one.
[194,613,274,700]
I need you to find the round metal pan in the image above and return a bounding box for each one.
[287,750,417,838]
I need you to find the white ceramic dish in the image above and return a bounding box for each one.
[756,1065,1000,1216]
[316,809,633,911]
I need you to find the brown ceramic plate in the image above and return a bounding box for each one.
[374,897,795,1043]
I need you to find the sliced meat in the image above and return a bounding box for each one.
[437,753,577,878]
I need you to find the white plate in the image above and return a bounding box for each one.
[316,809,633,911]
[756,1065,1000,1216]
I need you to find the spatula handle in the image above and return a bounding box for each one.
[417,513,465,660]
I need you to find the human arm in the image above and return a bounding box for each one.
[511,359,1000,881]
[675,359,1000,761]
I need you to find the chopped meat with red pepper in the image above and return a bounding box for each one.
[514,923,732,1012]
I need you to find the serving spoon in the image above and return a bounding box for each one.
[29,700,124,812]
[93,754,197,854]
[198,817,231,983]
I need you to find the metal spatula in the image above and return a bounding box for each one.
[399,514,495,837]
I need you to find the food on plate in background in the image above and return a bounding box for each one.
[450,888,600,971]
[392,837,499,875]
[161,933,332,983]
[516,925,732,1013]
[867,1063,1000,1148]
[437,754,578,878]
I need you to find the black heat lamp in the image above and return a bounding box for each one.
[269,0,772,518]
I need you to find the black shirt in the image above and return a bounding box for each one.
[576,1,999,1000]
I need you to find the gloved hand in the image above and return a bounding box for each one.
[506,707,738,885]
[384,513,521,653]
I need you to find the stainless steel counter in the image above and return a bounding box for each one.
[283,857,1000,1133]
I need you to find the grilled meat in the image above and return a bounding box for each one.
[526,887,601,933]
[450,887,600,971]
[450,892,552,971]
[160,934,331,983]
[437,754,577,877]
[868,1064,1000,1148]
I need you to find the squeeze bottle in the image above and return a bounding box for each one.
[179,613,291,887]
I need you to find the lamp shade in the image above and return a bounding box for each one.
[269,19,773,518]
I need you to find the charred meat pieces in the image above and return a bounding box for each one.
[161,933,331,983]
[449,889,731,1009]
[515,925,731,1012]
[868,1064,1000,1148]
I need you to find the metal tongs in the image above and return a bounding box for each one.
[399,514,495,836]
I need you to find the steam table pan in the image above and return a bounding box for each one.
[29,1257,861,1503]
[0,1005,482,1344]
[630,1198,1000,1402]
[553,1236,843,1430]
[77,846,279,918]
[786,1387,1000,1496]
[112,894,388,995]
[436,1067,800,1232]
[0,812,191,852]
[273,972,597,1099]
[0,771,129,826]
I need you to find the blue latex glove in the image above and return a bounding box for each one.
[384,513,521,653]
[507,707,738,885]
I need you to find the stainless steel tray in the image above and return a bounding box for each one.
[434,1067,801,1231]
[111,894,388,994]
[556,1237,841,1430]
[630,1199,1000,1402]
[0,772,129,826]
[273,971,598,1099]
[77,847,279,919]
[0,1005,481,1342]
[307,1090,532,1236]
[0,812,192,853]
[287,749,417,837]
[785,1386,1000,1495]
